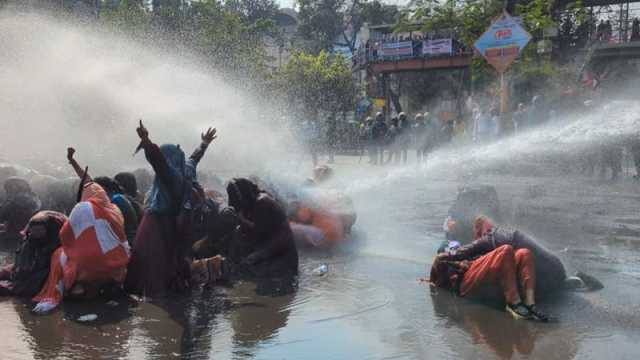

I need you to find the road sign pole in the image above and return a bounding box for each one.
[500,71,508,114]
[473,11,531,132]
[500,71,510,134]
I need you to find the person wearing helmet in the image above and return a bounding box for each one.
[371,112,388,165]
[385,116,400,164]
[359,117,374,164]
[397,112,411,164]
[413,113,427,163]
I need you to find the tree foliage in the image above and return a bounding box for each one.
[296,0,399,54]
[296,0,345,53]
[97,0,275,77]
[272,50,355,117]
[405,0,588,93]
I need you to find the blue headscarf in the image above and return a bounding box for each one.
[148,144,186,215]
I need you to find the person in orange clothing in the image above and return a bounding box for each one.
[290,203,345,248]
[32,149,130,313]
[430,241,548,321]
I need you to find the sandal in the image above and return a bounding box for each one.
[506,302,532,320]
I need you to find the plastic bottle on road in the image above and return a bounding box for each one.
[313,264,328,276]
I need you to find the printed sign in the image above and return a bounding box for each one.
[474,11,531,73]
[380,41,414,58]
[423,39,453,56]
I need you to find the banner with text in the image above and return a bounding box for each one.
[422,39,452,56]
[380,41,414,59]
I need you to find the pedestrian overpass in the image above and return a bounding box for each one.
[353,24,473,115]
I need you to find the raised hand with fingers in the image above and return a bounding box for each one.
[136,119,149,140]
[201,127,217,145]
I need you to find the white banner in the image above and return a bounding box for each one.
[422,38,452,55]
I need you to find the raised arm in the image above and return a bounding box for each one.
[67,147,92,182]
[135,120,179,197]
[189,127,217,165]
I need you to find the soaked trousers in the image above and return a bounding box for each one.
[459,245,535,305]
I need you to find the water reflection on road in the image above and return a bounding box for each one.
[1,174,640,359]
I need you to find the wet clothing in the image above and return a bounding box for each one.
[361,123,375,163]
[229,193,298,279]
[632,19,640,41]
[440,121,455,144]
[147,144,187,216]
[125,140,209,297]
[114,172,138,198]
[461,246,535,304]
[413,121,427,148]
[397,119,411,163]
[33,183,129,311]
[0,211,66,297]
[386,125,399,163]
[473,112,498,142]
[630,140,640,176]
[115,172,144,222]
[291,206,344,247]
[443,226,566,293]
[371,119,388,165]
[192,205,238,260]
[111,194,139,245]
[512,109,527,132]
[126,212,184,296]
[431,245,535,304]
[0,178,41,240]
[398,119,411,146]
[371,120,388,144]
[126,194,144,223]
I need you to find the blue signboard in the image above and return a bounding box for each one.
[474,12,531,72]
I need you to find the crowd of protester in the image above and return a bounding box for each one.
[0,122,353,313]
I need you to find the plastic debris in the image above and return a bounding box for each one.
[313,264,328,276]
[77,314,98,322]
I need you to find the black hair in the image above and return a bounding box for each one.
[114,172,138,197]
[94,176,122,195]
[226,178,260,212]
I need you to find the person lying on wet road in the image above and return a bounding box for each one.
[430,226,550,321]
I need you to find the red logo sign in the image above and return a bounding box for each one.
[495,29,512,40]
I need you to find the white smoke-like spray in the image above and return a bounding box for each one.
[0,12,299,178]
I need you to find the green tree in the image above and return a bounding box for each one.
[296,0,399,54]
[339,0,400,53]
[273,50,355,122]
[360,0,399,26]
[99,0,275,77]
[405,0,587,94]
[296,0,345,53]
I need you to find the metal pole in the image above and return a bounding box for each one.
[500,72,508,115]
[500,71,509,134]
